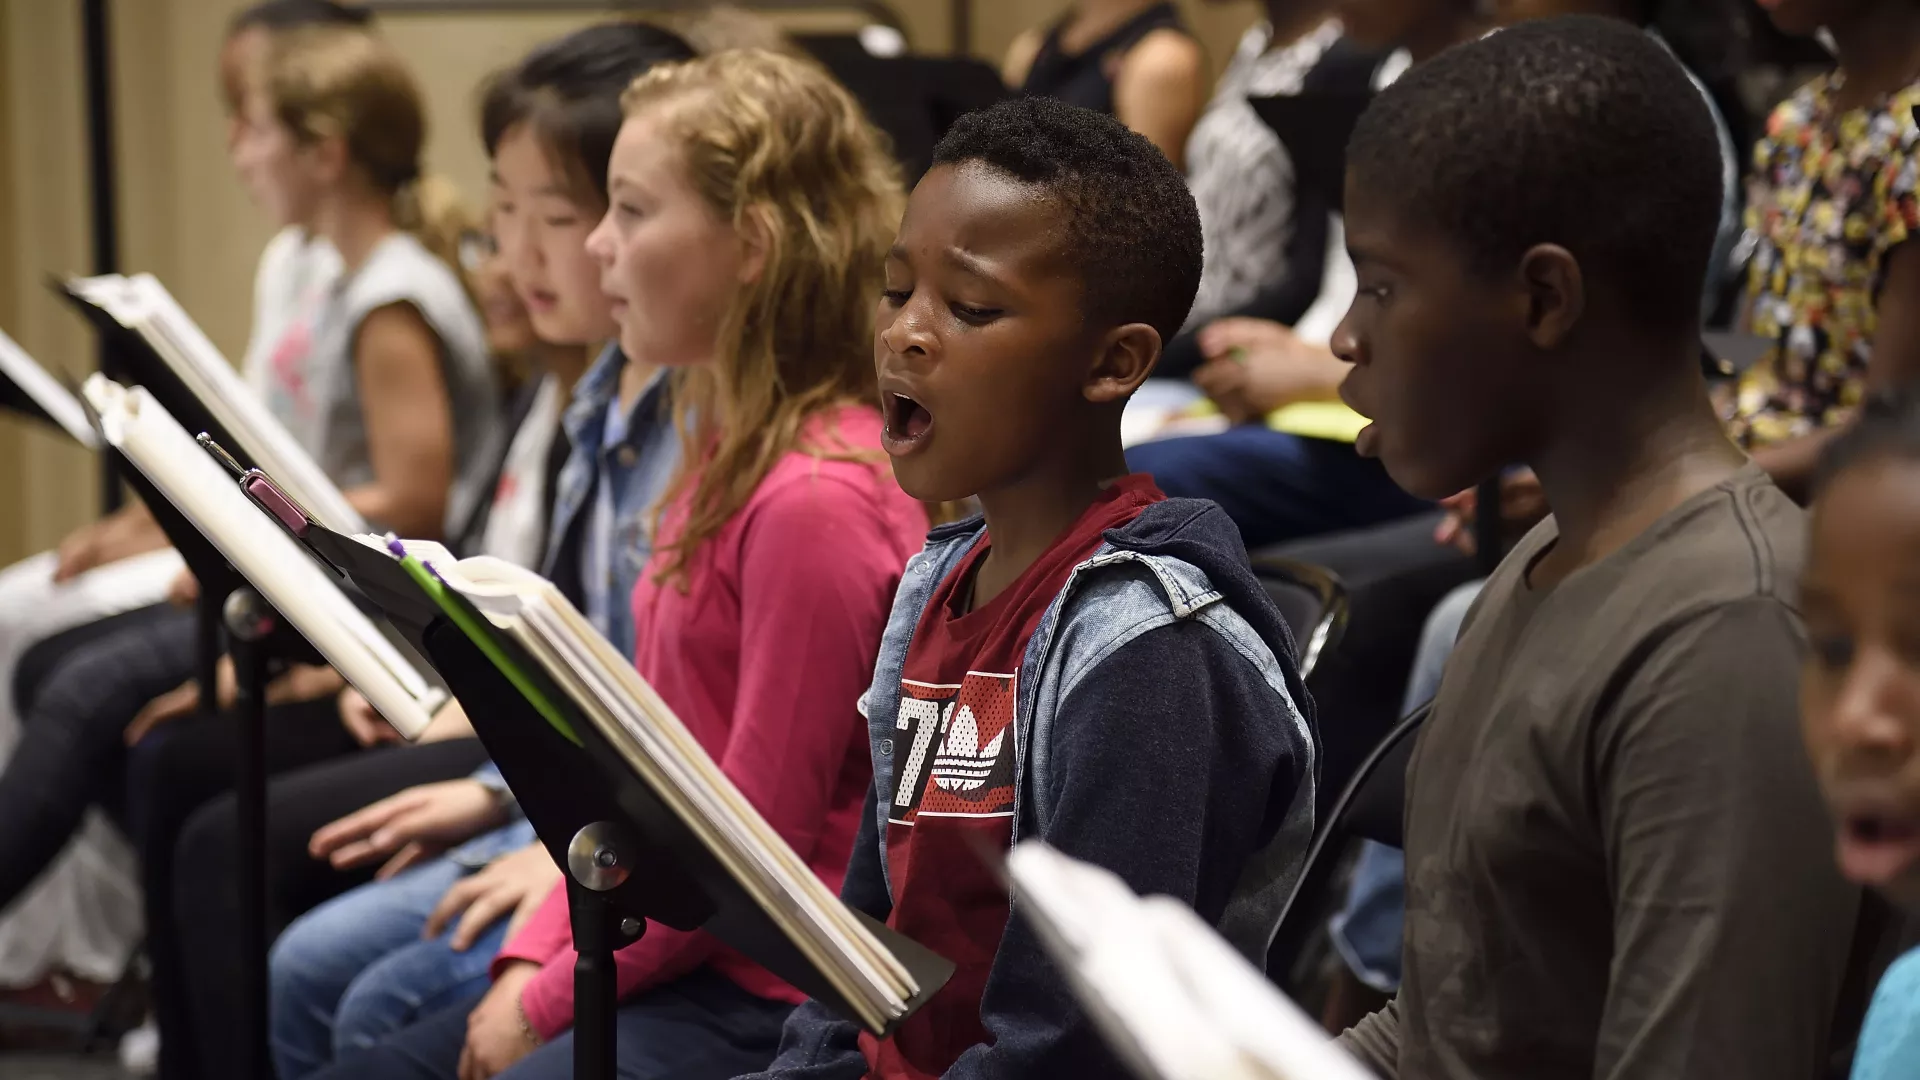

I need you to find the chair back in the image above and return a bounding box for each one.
[1266,702,1428,982]
[1248,555,1348,682]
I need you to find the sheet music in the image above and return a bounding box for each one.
[85,377,440,737]
[0,327,99,449]
[1009,842,1380,1080]
[390,544,918,1030]
[66,273,363,533]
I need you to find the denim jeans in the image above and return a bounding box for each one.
[305,968,795,1080]
[1126,425,1429,549]
[1328,578,1485,992]
[270,819,537,1079]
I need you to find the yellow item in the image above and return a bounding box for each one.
[1170,399,1370,443]
[1267,401,1370,443]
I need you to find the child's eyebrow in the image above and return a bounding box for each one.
[885,243,1012,289]
[940,246,1009,288]
[1346,240,1385,269]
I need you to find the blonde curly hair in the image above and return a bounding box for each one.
[621,48,910,588]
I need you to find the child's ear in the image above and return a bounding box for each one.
[1085,323,1160,404]
[1517,243,1584,349]
[736,205,773,286]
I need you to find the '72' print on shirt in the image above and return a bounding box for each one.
[889,673,1018,827]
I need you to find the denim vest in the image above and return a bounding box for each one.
[540,345,679,658]
[858,514,1317,963]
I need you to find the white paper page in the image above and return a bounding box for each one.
[409,553,912,1022]
[69,273,363,534]
[0,327,99,448]
[518,597,910,1017]
[1009,842,1379,1080]
[86,377,436,737]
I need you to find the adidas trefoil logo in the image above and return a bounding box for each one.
[930,706,1004,792]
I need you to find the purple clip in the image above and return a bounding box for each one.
[245,476,309,538]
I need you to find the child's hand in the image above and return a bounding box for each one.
[53,504,167,582]
[165,568,200,609]
[339,687,404,748]
[124,661,342,746]
[308,779,511,877]
[1434,469,1547,555]
[423,843,560,952]
[1192,318,1345,423]
[458,961,543,1080]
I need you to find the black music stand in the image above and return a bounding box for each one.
[86,440,319,1080]
[299,525,953,1080]
[0,377,69,436]
[61,287,315,1080]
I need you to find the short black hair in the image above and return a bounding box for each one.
[1348,15,1721,332]
[229,0,372,34]
[481,22,696,207]
[1815,387,1920,494]
[931,96,1202,345]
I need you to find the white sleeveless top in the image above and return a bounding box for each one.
[254,231,500,537]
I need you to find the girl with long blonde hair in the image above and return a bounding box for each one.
[301,48,929,1080]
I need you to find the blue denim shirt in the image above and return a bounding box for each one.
[461,344,680,835]
[540,344,679,658]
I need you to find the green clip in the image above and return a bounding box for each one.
[395,553,582,747]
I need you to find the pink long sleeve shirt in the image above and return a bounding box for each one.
[496,404,929,1040]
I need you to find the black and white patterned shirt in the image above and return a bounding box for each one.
[1182,18,1342,332]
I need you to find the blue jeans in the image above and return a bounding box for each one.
[1126,426,1428,549]
[1327,579,1484,992]
[270,819,537,1079]
[305,968,795,1080]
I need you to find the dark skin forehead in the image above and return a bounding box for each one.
[892,163,1082,310]
[1808,458,1920,608]
[1344,179,1480,290]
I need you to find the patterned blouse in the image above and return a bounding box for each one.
[1181,17,1342,332]
[1729,73,1920,448]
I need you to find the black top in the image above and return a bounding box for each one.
[1019,1,1188,117]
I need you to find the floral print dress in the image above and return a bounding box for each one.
[1729,72,1920,448]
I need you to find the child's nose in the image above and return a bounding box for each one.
[1832,655,1919,764]
[881,301,936,358]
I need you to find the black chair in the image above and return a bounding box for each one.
[1267,702,1427,987]
[1247,554,1348,683]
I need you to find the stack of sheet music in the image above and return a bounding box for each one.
[1009,841,1379,1080]
[65,273,362,532]
[82,376,443,737]
[370,541,925,1032]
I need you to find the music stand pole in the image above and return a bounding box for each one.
[565,822,645,1080]
[1474,475,1503,576]
[225,588,276,1080]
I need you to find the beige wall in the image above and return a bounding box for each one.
[0,0,100,562]
[0,0,1261,564]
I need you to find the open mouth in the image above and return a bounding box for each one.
[884,392,933,445]
[1837,812,1920,887]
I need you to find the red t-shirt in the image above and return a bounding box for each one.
[860,475,1164,1079]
